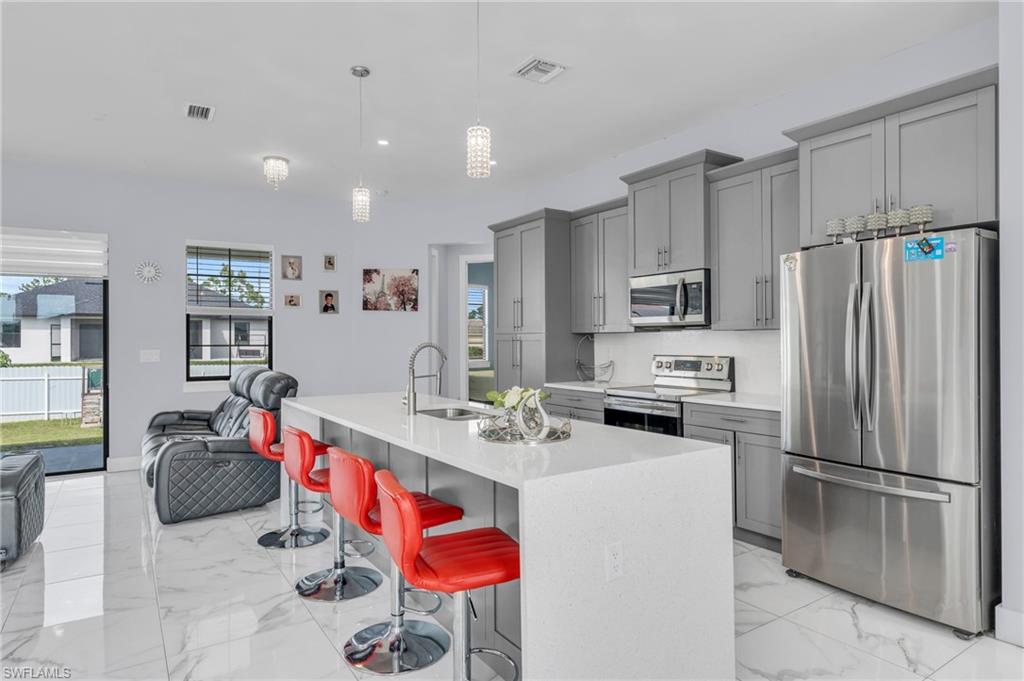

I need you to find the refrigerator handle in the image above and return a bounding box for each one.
[859,282,876,431]
[791,465,951,503]
[844,283,860,430]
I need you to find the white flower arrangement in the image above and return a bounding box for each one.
[485,385,548,410]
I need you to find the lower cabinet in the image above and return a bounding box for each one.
[495,335,546,391]
[683,406,782,540]
[734,432,783,539]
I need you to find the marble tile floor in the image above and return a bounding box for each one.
[1,471,1021,680]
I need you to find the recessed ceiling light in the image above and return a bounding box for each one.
[377,139,389,146]
[489,160,497,166]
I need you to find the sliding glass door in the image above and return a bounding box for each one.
[0,275,108,474]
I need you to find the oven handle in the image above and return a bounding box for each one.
[604,398,681,417]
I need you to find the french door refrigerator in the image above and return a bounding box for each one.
[780,227,999,635]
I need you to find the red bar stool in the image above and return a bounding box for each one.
[333,449,464,675]
[248,406,325,520]
[252,419,330,549]
[368,470,521,681]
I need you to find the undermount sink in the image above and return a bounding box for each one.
[417,407,485,421]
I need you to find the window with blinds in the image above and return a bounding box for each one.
[467,285,488,365]
[185,244,273,381]
[185,245,272,311]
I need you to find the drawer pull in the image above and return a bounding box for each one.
[719,416,748,424]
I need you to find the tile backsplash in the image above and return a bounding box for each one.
[593,329,781,394]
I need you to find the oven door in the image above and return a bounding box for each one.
[603,397,682,436]
[629,269,710,327]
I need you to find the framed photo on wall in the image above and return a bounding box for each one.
[362,268,419,311]
[281,255,303,281]
[319,289,338,314]
[283,293,302,308]
[323,254,336,272]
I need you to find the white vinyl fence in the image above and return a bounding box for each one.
[0,366,89,423]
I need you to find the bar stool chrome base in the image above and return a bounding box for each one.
[344,619,450,675]
[258,479,330,549]
[296,565,382,601]
[257,525,330,549]
[343,561,449,675]
[295,512,382,601]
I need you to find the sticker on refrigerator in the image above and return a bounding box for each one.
[904,236,945,262]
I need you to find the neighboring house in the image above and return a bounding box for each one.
[185,280,269,363]
[0,279,104,364]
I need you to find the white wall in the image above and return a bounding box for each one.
[0,16,999,462]
[996,0,1024,648]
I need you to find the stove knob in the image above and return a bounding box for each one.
[655,361,663,368]
[705,362,713,371]
[716,363,724,371]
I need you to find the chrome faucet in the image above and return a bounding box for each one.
[405,342,447,415]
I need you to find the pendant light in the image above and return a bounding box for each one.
[263,156,289,190]
[466,0,491,178]
[351,65,371,222]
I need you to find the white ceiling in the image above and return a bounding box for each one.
[2,2,995,202]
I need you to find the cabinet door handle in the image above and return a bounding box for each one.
[888,194,895,212]
[663,246,670,268]
[753,276,761,326]
[600,294,606,328]
[656,247,662,269]
[763,275,771,324]
[593,295,599,331]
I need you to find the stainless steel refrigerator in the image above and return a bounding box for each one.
[780,226,999,635]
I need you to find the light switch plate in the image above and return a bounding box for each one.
[140,349,160,363]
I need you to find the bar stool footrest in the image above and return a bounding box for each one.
[402,587,443,615]
[469,647,519,681]
[343,538,375,559]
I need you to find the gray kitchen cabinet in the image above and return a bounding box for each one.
[569,198,631,333]
[734,432,783,539]
[621,149,742,276]
[597,206,631,332]
[683,402,782,540]
[570,213,598,333]
[708,149,799,330]
[798,120,885,248]
[490,209,583,391]
[884,86,996,231]
[494,228,521,336]
[785,67,998,248]
[762,160,800,326]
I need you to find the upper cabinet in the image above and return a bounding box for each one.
[621,149,742,276]
[785,67,998,248]
[708,149,799,330]
[569,198,631,334]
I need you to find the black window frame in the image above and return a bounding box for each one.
[185,314,273,382]
[50,323,61,361]
[0,320,21,348]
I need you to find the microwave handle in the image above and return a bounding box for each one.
[676,279,688,321]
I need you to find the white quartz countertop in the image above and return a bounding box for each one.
[681,391,781,412]
[543,380,631,394]
[282,392,727,489]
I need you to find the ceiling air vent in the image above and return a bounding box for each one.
[513,57,566,84]
[185,103,215,122]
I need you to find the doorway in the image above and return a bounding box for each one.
[0,276,108,474]
[463,257,495,403]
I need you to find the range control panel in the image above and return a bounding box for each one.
[651,354,732,381]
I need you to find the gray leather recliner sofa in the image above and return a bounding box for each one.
[140,367,299,524]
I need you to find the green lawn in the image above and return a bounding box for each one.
[0,418,103,449]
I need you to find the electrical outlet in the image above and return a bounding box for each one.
[605,541,623,581]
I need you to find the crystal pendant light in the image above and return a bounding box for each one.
[466,0,491,178]
[263,156,289,190]
[351,66,371,222]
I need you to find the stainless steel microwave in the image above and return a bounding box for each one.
[628,268,711,327]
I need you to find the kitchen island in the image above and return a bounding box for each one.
[281,392,734,680]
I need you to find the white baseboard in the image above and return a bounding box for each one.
[996,603,1024,647]
[106,456,141,473]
